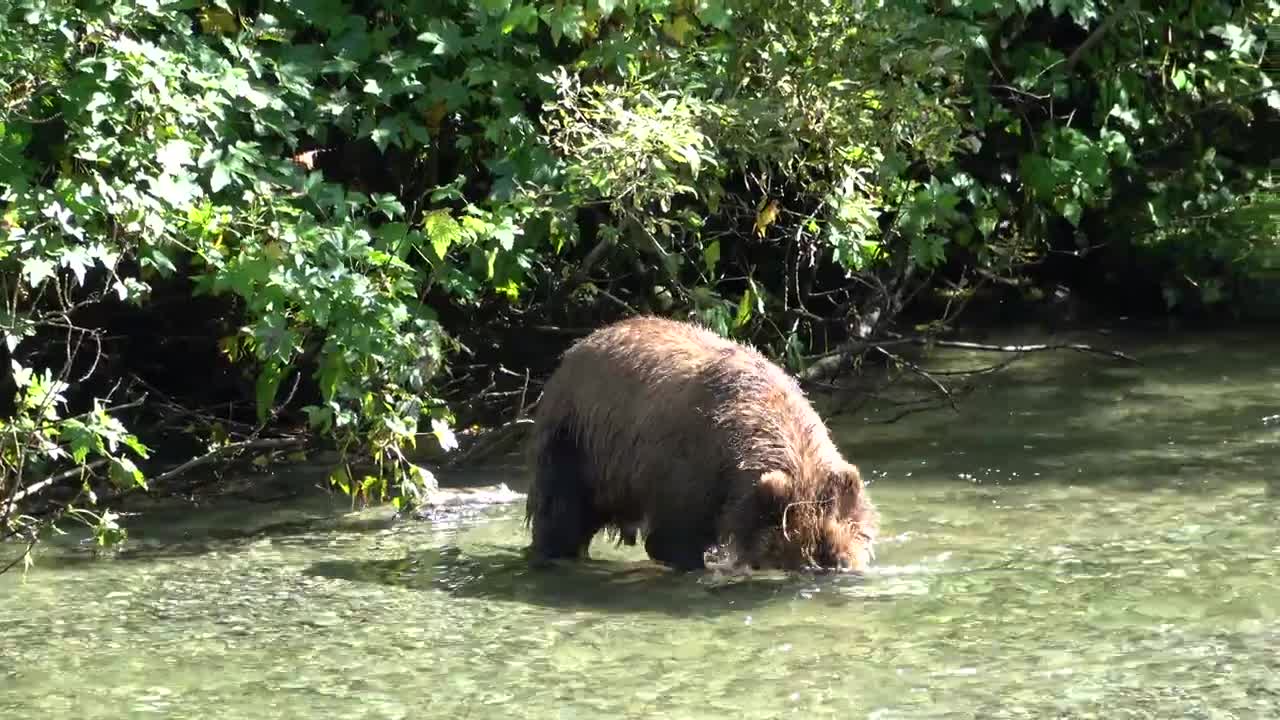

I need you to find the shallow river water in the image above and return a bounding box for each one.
[3,328,1280,719]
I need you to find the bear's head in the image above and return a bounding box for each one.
[744,461,877,573]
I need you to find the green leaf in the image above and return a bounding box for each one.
[677,144,702,178]
[123,434,150,459]
[255,363,288,424]
[156,140,195,174]
[544,3,585,45]
[478,0,512,16]
[60,421,98,465]
[502,3,540,34]
[109,457,146,489]
[424,209,463,260]
[210,163,232,193]
[22,257,56,287]
[733,286,754,329]
[1018,153,1057,198]
[417,19,464,56]
[493,223,517,251]
[60,247,94,286]
[141,246,178,277]
[371,194,405,220]
[1061,200,1083,227]
[329,466,352,494]
[909,234,948,269]
[702,239,721,276]
[693,0,733,29]
[369,116,402,152]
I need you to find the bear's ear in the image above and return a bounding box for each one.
[831,462,863,491]
[757,470,792,507]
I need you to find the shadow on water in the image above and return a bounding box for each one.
[837,332,1280,494]
[23,509,403,571]
[304,545,874,618]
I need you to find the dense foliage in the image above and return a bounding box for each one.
[2,0,1276,569]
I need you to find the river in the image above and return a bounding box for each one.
[3,328,1279,718]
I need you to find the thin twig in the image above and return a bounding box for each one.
[3,459,110,509]
[516,368,531,419]
[873,346,958,412]
[0,537,39,576]
[38,395,146,431]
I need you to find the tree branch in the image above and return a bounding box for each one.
[147,437,307,487]
[1065,0,1140,72]
[3,459,110,511]
[924,338,1138,363]
[800,334,1136,383]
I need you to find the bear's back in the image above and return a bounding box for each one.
[560,315,794,393]
[546,316,823,460]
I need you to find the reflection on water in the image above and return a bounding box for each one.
[3,329,1280,718]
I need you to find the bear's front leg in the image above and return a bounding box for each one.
[643,528,709,571]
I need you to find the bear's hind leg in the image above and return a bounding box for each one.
[528,422,602,564]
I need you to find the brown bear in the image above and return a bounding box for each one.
[524,315,879,573]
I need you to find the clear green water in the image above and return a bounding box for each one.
[4,329,1280,718]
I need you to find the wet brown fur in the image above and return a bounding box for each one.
[524,316,879,572]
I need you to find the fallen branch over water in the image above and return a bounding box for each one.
[148,437,307,487]
[800,334,1136,382]
[922,338,1138,363]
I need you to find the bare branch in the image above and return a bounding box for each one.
[925,338,1138,363]
[563,233,616,293]
[39,395,147,432]
[148,437,307,487]
[874,346,958,413]
[800,334,1137,383]
[3,459,110,511]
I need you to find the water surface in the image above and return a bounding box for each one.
[3,328,1279,718]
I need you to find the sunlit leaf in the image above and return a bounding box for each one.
[702,239,721,276]
[423,209,463,260]
[754,200,780,238]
